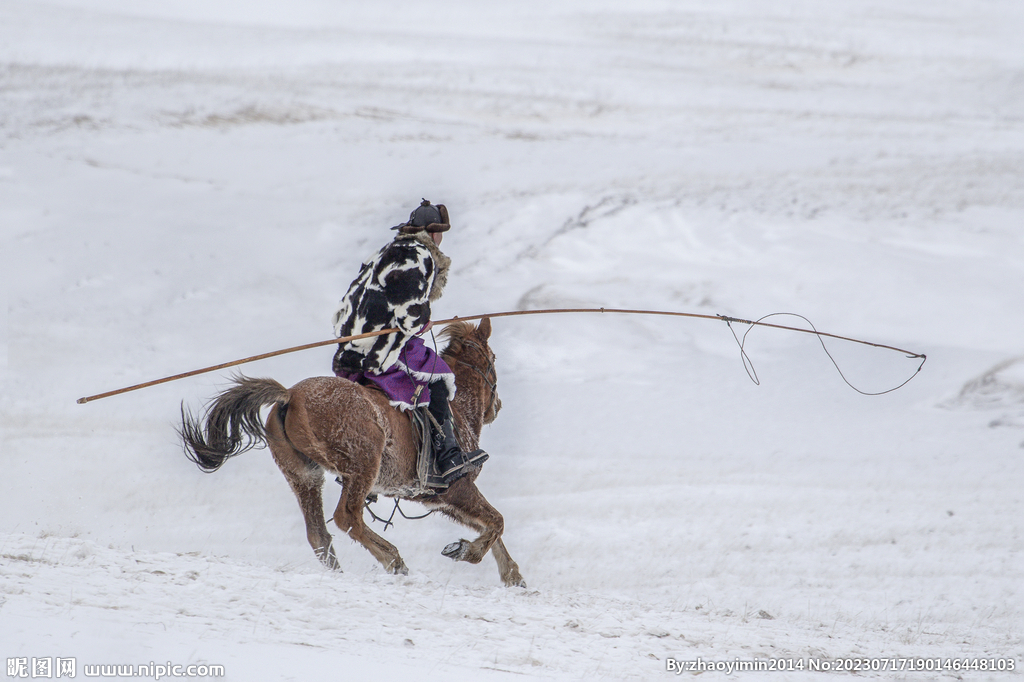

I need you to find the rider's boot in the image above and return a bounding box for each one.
[428,381,488,484]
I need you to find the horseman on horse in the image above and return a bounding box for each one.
[180,199,521,584]
[331,199,488,484]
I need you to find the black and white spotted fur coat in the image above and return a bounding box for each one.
[331,231,451,375]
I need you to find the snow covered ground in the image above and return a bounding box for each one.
[2,1,1023,679]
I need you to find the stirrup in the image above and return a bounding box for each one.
[437,448,489,484]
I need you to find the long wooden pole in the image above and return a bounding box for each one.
[76,308,925,404]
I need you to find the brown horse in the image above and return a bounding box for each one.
[180,318,525,587]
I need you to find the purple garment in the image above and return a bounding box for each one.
[335,336,456,411]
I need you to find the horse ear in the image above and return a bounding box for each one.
[477,317,492,340]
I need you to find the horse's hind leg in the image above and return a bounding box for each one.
[431,478,526,587]
[332,474,409,576]
[288,468,339,570]
[267,406,339,570]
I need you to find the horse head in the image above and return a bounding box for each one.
[440,318,501,425]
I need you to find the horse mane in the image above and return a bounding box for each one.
[438,320,477,360]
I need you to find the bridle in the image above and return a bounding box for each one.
[452,338,499,420]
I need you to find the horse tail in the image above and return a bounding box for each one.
[180,375,290,473]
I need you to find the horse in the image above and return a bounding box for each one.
[179,318,525,587]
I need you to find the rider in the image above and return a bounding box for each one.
[331,199,488,484]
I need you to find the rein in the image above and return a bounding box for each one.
[362,493,433,532]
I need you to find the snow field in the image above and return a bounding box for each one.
[2,0,1023,679]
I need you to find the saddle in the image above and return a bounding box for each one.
[407,408,450,493]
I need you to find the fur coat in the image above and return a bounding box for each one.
[332,231,451,375]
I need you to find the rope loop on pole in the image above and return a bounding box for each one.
[721,312,927,395]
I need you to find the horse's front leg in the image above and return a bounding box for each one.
[491,537,526,588]
[430,478,526,587]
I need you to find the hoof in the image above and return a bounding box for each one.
[387,559,409,576]
[442,540,468,561]
[502,568,527,588]
[316,546,341,571]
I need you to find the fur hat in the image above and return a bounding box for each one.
[392,199,451,234]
